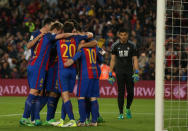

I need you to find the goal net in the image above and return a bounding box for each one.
[163,0,188,131]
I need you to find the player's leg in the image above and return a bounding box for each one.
[76,79,89,126]
[56,69,76,127]
[85,97,91,124]
[60,91,76,127]
[20,88,39,126]
[44,64,60,124]
[116,72,126,119]
[77,97,86,126]
[30,83,48,123]
[20,67,41,126]
[89,79,100,126]
[95,79,104,123]
[51,70,66,127]
[46,91,60,122]
[39,74,49,111]
[124,73,134,119]
[90,97,99,126]
[30,68,46,125]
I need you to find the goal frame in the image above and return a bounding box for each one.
[155,1,166,131]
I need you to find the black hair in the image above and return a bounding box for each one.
[43,18,54,26]
[67,19,82,32]
[119,28,129,33]
[63,22,74,33]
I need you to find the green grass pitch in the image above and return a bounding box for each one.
[0,97,155,131]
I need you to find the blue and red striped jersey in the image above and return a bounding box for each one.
[28,33,56,67]
[96,46,103,77]
[56,35,88,69]
[72,46,102,79]
[48,45,58,68]
[29,30,41,59]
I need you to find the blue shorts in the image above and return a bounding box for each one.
[27,65,46,91]
[46,62,59,93]
[77,79,99,97]
[58,68,76,93]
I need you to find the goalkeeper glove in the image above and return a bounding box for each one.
[108,72,115,85]
[132,70,139,83]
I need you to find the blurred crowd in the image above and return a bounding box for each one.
[0,0,187,81]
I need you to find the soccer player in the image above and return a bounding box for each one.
[109,28,139,119]
[42,46,60,125]
[54,22,96,127]
[42,22,64,125]
[28,21,64,125]
[64,43,102,126]
[84,46,105,124]
[68,20,104,124]
[26,18,55,123]
[20,22,80,126]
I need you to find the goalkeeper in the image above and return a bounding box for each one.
[109,28,139,120]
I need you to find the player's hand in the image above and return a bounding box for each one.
[86,32,93,38]
[64,59,74,67]
[108,72,115,85]
[98,48,106,55]
[132,70,139,83]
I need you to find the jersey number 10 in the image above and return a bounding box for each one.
[86,49,96,64]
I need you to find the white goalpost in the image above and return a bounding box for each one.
[156,0,188,131]
[155,0,166,131]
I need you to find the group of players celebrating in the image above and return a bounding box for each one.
[19,18,104,127]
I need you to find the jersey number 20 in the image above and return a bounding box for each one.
[61,44,76,58]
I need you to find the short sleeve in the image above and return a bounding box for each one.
[132,44,138,56]
[111,44,117,55]
[76,35,88,42]
[96,47,103,64]
[46,33,56,42]
[72,49,82,61]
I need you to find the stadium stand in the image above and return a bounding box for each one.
[0,0,169,81]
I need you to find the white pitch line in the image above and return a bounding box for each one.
[0,112,154,117]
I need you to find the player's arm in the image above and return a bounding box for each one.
[132,44,139,82]
[97,53,104,65]
[27,33,44,49]
[97,47,105,64]
[64,51,82,67]
[132,44,139,72]
[55,32,84,40]
[78,40,97,51]
[82,39,97,47]
[109,54,116,73]
[133,56,139,71]
[47,33,79,43]
[108,54,116,84]
[78,32,93,39]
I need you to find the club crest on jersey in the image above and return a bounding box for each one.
[55,80,58,88]
[40,78,44,87]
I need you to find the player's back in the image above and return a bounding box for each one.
[78,47,100,79]
[56,35,88,70]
